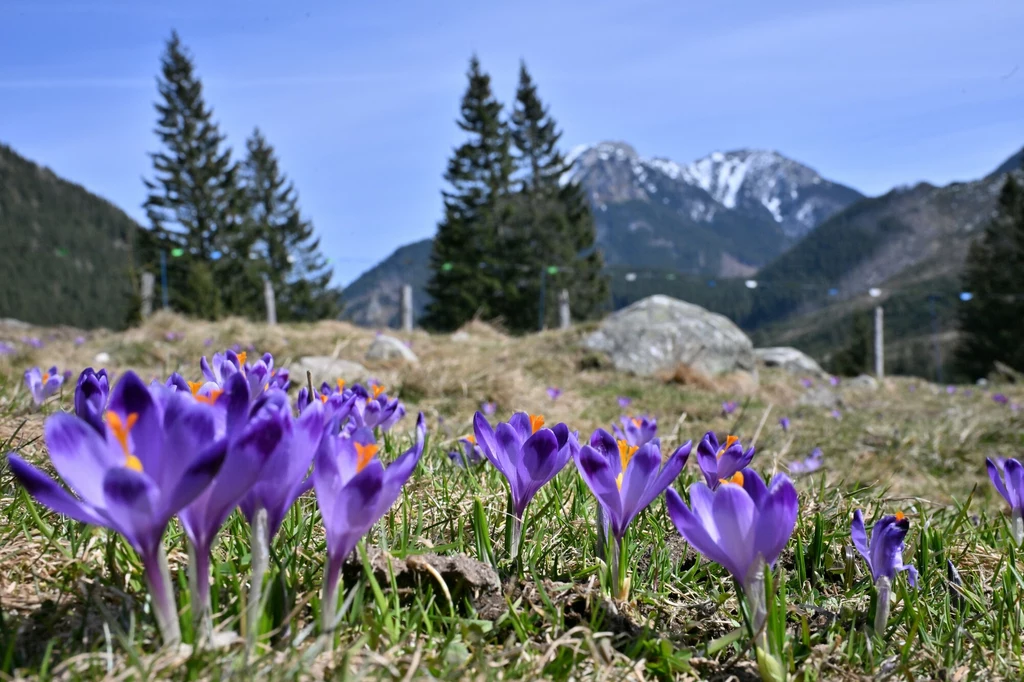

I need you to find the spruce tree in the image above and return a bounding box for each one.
[504,62,608,332]
[143,31,251,318]
[422,56,513,331]
[241,128,338,321]
[956,175,1024,378]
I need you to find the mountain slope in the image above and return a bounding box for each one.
[0,142,141,330]
[341,142,861,326]
[340,239,433,328]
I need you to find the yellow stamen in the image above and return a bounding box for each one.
[716,435,740,459]
[616,439,640,490]
[719,471,745,487]
[895,511,905,521]
[236,351,247,366]
[371,383,386,398]
[195,389,223,405]
[188,381,203,396]
[106,411,143,472]
[355,442,379,472]
[337,378,346,391]
[529,414,545,433]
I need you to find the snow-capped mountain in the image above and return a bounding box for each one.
[564,142,864,240]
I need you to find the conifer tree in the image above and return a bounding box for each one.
[956,175,1024,378]
[422,56,513,331]
[143,31,251,318]
[504,62,608,332]
[241,128,338,321]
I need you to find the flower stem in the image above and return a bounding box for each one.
[187,541,212,646]
[320,554,342,636]
[595,505,608,560]
[142,544,181,647]
[873,576,892,635]
[1012,508,1023,546]
[246,508,269,656]
[743,561,768,650]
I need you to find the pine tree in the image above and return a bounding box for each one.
[241,128,338,321]
[422,56,513,331]
[955,175,1024,378]
[503,62,608,332]
[143,31,252,318]
[829,311,871,376]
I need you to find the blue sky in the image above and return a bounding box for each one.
[2,0,1023,286]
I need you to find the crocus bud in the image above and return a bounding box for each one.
[756,646,787,682]
[873,575,892,634]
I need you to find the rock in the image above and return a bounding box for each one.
[292,357,369,385]
[366,334,419,364]
[94,352,111,364]
[755,347,827,377]
[799,387,841,409]
[584,295,756,379]
[451,331,472,343]
[846,374,879,391]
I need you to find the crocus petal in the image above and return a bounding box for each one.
[665,487,739,578]
[753,474,798,567]
[1004,459,1024,511]
[473,412,508,477]
[7,454,107,526]
[741,468,769,509]
[495,422,526,481]
[102,467,162,555]
[632,441,691,517]
[987,458,1013,507]
[163,441,228,519]
[107,372,165,477]
[325,465,385,564]
[44,412,122,506]
[616,443,661,530]
[711,482,757,581]
[851,510,871,566]
[507,413,533,442]
[575,445,623,529]
[512,428,561,515]
[696,449,719,488]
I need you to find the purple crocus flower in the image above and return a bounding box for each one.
[1012,403,1021,414]
[351,382,405,432]
[74,336,86,346]
[0,342,15,355]
[695,432,755,490]
[993,393,1009,405]
[946,385,956,395]
[779,417,790,432]
[830,409,842,420]
[23,337,43,349]
[666,471,798,640]
[238,398,327,649]
[204,337,215,347]
[987,457,1024,544]
[829,376,840,387]
[448,435,485,468]
[575,429,691,597]
[6,372,229,645]
[164,331,182,342]
[612,415,657,447]
[788,448,824,475]
[908,384,917,393]
[200,350,244,388]
[547,387,562,401]
[314,413,426,632]
[721,401,737,416]
[473,411,578,557]
[964,389,974,398]
[481,401,497,416]
[25,366,65,405]
[617,396,632,408]
[851,509,918,632]
[74,368,110,431]
[800,378,813,389]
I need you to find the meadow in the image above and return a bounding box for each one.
[0,312,1020,681]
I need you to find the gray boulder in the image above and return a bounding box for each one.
[755,347,827,377]
[846,374,879,391]
[799,387,841,409]
[584,295,756,378]
[366,335,419,364]
[292,357,370,385]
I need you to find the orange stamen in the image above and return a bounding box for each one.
[616,440,640,490]
[631,418,642,427]
[337,378,346,391]
[529,414,545,433]
[188,381,203,396]
[42,372,50,383]
[464,434,476,444]
[716,435,740,459]
[355,442,379,472]
[320,394,329,403]
[106,411,143,472]
[236,351,247,367]
[194,389,223,405]
[895,511,905,521]
[371,383,386,398]
[720,471,745,487]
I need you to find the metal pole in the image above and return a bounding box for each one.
[874,306,884,380]
[558,289,571,329]
[538,267,547,331]
[929,295,944,383]
[141,271,155,319]
[263,277,277,325]
[159,250,169,310]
